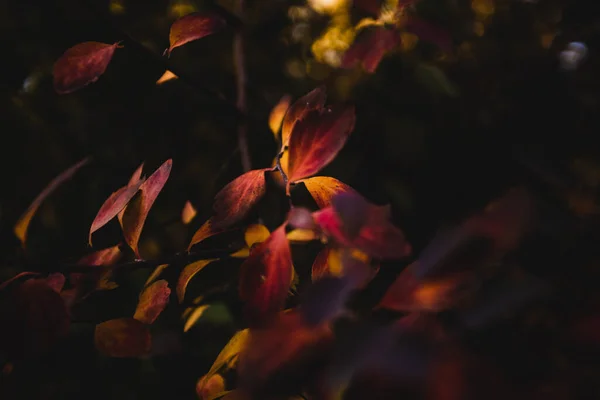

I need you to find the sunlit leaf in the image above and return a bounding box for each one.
[14,157,90,248]
[300,176,357,209]
[287,229,318,242]
[281,87,327,150]
[244,224,270,247]
[133,279,171,324]
[121,159,172,257]
[189,218,226,250]
[94,318,151,357]
[239,226,293,323]
[212,168,272,229]
[177,259,218,303]
[206,329,250,380]
[184,304,210,332]
[145,263,169,287]
[53,41,121,94]
[167,12,226,56]
[156,69,178,84]
[197,373,226,400]
[341,26,400,73]
[287,106,355,186]
[181,200,197,224]
[269,94,292,139]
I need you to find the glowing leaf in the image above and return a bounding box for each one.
[181,200,197,224]
[287,229,317,242]
[239,225,293,323]
[281,87,327,150]
[205,329,250,380]
[14,157,90,248]
[269,94,292,139]
[212,168,271,229]
[189,218,226,250]
[177,259,218,303]
[196,373,226,400]
[94,318,151,358]
[167,12,225,56]
[156,70,178,84]
[184,305,210,332]
[53,41,120,94]
[133,279,171,324]
[341,26,400,73]
[287,105,355,185]
[300,176,357,209]
[244,224,270,247]
[121,159,172,257]
[145,264,169,287]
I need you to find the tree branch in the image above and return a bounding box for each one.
[233,0,252,172]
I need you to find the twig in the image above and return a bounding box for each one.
[233,0,251,172]
[275,151,289,189]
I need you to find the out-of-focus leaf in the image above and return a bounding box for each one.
[300,176,357,209]
[239,226,293,323]
[244,224,270,247]
[206,329,250,380]
[133,279,171,324]
[414,63,459,97]
[212,168,272,229]
[94,318,151,358]
[45,273,66,293]
[269,94,292,139]
[197,373,226,400]
[121,159,172,257]
[177,259,218,303]
[287,229,318,242]
[167,12,225,56]
[183,304,210,332]
[156,69,178,84]
[287,106,355,186]
[145,263,169,287]
[287,207,316,231]
[312,247,334,281]
[341,26,400,73]
[281,87,327,150]
[405,16,452,52]
[189,218,226,250]
[14,157,90,248]
[77,244,122,266]
[0,272,40,291]
[53,42,121,94]
[182,200,197,224]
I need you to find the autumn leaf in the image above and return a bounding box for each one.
[239,225,293,323]
[181,200,197,224]
[184,305,210,333]
[156,69,178,84]
[269,94,292,139]
[207,329,250,378]
[94,318,151,358]
[177,259,218,303]
[212,168,272,229]
[14,157,90,248]
[196,373,226,400]
[311,247,334,281]
[53,42,121,94]
[117,162,145,228]
[287,105,355,186]
[145,263,169,288]
[167,12,225,56]
[341,26,401,73]
[133,279,171,324]
[77,244,122,266]
[121,159,172,257]
[189,218,226,250]
[281,87,326,150]
[244,224,270,247]
[299,176,358,209]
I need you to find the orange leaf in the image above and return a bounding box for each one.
[181,200,197,224]
[167,12,225,56]
[53,42,121,94]
[239,225,293,323]
[94,318,151,358]
[269,94,292,139]
[212,168,271,229]
[281,87,327,150]
[287,105,355,185]
[121,159,172,257]
[188,218,226,250]
[156,69,178,85]
[177,259,218,303]
[14,157,90,248]
[133,279,171,324]
[300,176,357,209]
[144,263,169,288]
[341,26,400,73]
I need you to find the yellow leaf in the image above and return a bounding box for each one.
[184,304,210,332]
[244,224,270,247]
[400,32,419,52]
[287,229,317,242]
[177,259,218,303]
[181,200,197,224]
[144,263,169,287]
[327,248,344,276]
[269,95,292,139]
[156,70,178,84]
[300,176,356,209]
[230,247,250,258]
[205,329,250,379]
[271,151,289,188]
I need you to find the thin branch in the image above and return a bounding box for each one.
[275,151,289,188]
[233,0,252,172]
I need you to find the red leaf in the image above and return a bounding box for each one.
[212,168,271,229]
[167,12,225,56]
[89,178,144,246]
[188,218,226,250]
[281,87,327,150]
[299,176,358,209]
[341,26,401,73]
[14,157,90,248]
[94,318,151,358]
[287,105,355,186]
[45,273,66,293]
[133,279,171,324]
[117,162,145,228]
[121,159,172,257]
[239,225,293,324]
[53,42,120,94]
[405,16,452,52]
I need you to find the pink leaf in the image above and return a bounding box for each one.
[167,13,226,56]
[117,162,145,228]
[53,42,121,94]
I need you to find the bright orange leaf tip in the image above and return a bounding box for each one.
[269,94,292,139]
[166,12,226,56]
[239,225,293,324]
[133,279,171,324]
[297,176,358,209]
[313,191,411,260]
[53,41,122,94]
[281,86,327,151]
[121,159,173,258]
[181,200,197,224]
[177,259,218,303]
[94,318,151,358]
[156,70,178,85]
[14,157,90,249]
[286,102,356,190]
